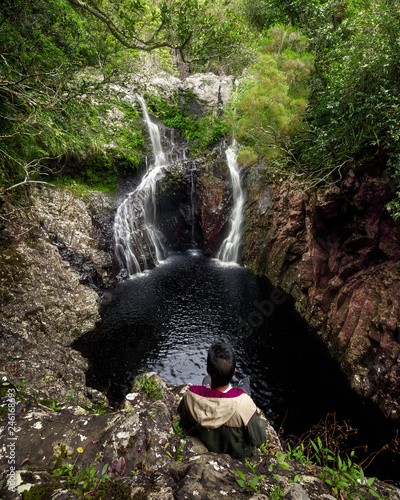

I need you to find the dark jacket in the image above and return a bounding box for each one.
[177,385,266,459]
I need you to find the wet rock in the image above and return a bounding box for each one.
[243,171,400,418]
[196,148,231,256]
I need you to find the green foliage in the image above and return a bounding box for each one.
[146,91,228,155]
[182,0,256,74]
[61,388,109,414]
[310,438,383,499]
[53,461,111,493]
[236,458,266,492]
[269,484,284,500]
[2,0,248,196]
[243,0,323,31]
[164,440,186,461]
[237,146,258,167]
[267,438,384,499]
[39,399,63,412]
[302,0,400,174]
[285,443,312,466]
[165,420,187,461]
[227,0,400,207]
[133,372,163,400]
[230,25,313,173]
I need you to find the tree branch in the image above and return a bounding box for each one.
[66,0,189,52]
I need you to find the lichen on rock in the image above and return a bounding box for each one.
[0,186,116,404]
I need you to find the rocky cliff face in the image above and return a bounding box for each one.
[243,169,400,419]
[0,187,115,404]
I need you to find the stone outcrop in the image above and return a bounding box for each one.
[1,373,398,500]
[243,169,400,418]
[197,148,232,255]
[0,187,115,403]
[148,72,235,113]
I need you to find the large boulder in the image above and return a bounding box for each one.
[148,72,235,113]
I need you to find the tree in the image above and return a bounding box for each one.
[231,26,313,175]
[302,0,400,177]
[0,0,248,195]
[65,0,247,70]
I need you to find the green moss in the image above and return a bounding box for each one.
[21,482,57,500]
[93,480,134,499]
[0,406,9,417]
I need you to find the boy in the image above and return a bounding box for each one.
[177,341,266,459]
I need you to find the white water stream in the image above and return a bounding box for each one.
[114,97,245,275]
[114,96,169,276]
[217,145,245,263]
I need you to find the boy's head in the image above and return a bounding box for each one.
[207,342,236,387]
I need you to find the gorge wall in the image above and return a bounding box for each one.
[0,188,115,404]
[242,169,400,419]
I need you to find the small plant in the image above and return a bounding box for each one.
[165,420,187,461]
[309,438,383,499]
[172,421,184,439]
[53,448,110,494]
[236,458,266,493]
[164,441,186,461]
[66,389,77,403]
[133,372,163,400]
[50,401,63,412]
[269,484,284,500]
[285,443,312,467]
[164,420,186,460]
[275,452,291,471]
[14,378,29,390]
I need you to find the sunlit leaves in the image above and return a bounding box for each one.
[231,25,313,168]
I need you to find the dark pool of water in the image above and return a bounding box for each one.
[73,250,400,482]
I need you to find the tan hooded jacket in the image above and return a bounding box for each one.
[178,385,266,459]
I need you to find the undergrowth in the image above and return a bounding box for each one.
[236,414,399,499]
[132,372,163,401]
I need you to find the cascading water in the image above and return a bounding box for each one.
[217,144,245,263]
[114,96,169,276]
[190,164,196,244]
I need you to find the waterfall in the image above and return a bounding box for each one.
[190,164,196,244]
[217,145,245,263]
[114,97,169,277]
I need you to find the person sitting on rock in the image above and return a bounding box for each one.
[177,341,266,459]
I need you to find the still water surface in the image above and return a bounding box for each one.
[74,250,400,482]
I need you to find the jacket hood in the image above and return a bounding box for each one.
[184,386,249,429]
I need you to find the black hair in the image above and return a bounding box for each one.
[207,341,236,387]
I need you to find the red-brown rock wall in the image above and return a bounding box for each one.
[243,170,400,418]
